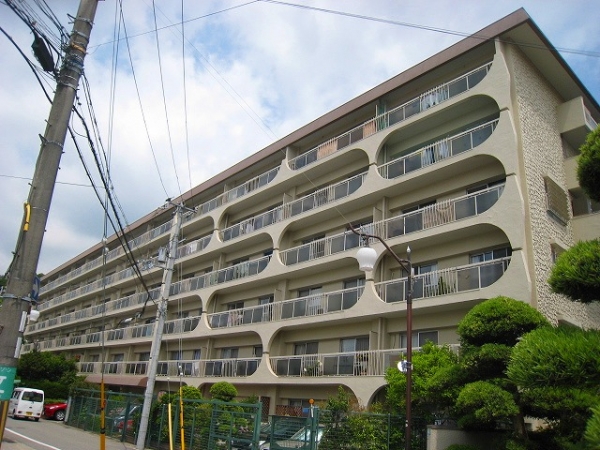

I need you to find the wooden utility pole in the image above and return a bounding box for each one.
[0,0,99,419]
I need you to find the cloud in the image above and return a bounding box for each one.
[1,0,598,275]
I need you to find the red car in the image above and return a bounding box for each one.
[43,402,68,421]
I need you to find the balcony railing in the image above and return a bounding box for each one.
[40,220,173,295]
[280,184,503,266]
[40,173,361,312]
[221,173,366,242]
[22,316,202,354]
[289,62,492,170]
[375,257,511,303]
[207,285,364,329]
[77,357,261,378]
[38,234,211,313]
[271,346,459,378]
[41,167,279,295]
[190,167,281,217]
[170,255,272,296]
[378,119,499,179]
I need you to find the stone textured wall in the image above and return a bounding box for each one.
[508,44,600,328]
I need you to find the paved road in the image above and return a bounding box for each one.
[2,417,136,450]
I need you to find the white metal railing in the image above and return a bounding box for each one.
[280,184,503,266]
[41,167,279,296]
[169,255,272,296]
[289,62,492,170]
[38,234,211,313]
[374,257,511,303]
[378,119,499,179]
[76,357,261,378]
[190,166,281,218]
[22,316,202,353]
[221,173,366,242]
[270,346,460,377]
[40,220,173,295]
[207,285,364,329]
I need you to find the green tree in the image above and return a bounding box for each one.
[209,381,237,402]
[577,125,600,202]
[585,405,600,449]
[548,239,600,303]
[424,297,549,443]
[507,326,600,445]
[385,341,458,422]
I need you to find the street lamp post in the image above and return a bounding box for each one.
[351,227,413,450]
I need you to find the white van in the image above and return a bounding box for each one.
[9,387,45,421]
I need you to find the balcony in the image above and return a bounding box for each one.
[280,184,504,266]
[221,173,366,242]
[207,285,364,329]
[289,62,492,170]
[23,316,201,353]
[41,221,173,295]
[41,167,279,296]
[375,257,511,303]
[271,346,458,378]
[189,166,280,218]
[38,234,211,314]
[77,357,261,378]
[378,119,499,179]
[170,255,272,295]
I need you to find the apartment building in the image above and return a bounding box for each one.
[23,9,600,415]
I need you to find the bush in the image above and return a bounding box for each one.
[458,297,549,347]
[210,381,237,402]
[577,126,600,202]
[548,239,600,303]
[585,405,600,449]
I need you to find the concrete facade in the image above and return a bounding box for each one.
[23,9,600,416]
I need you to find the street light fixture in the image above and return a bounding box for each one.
[351,226,413,450]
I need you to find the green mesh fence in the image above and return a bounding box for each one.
[67,390,426,449]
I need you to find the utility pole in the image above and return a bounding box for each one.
[136,204,183,450]
[0,0,99,420]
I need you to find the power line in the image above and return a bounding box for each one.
[259,0,600,58]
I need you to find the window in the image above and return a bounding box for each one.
[340,336,369,352]
[294,342,318,355]
[400,330,439,349]
[227,302,244,310]
[170,350,182,361]
[470,247,512,264]
[298,287,324,315]
[253,346,263,357]
[467,178,506,194]
[544,176,569,224]
[193,349,202,360]
[221,347,239,359]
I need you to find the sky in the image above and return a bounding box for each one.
[0,0,599,276]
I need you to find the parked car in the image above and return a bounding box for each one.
[111,404,141,432]
[259,425,325,450]
[9,388,45,422]
[43,402,68,421]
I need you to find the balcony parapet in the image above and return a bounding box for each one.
[77,357,261,378]
[22,316,202,353]
[187,167,280,219]
[375,257,511,303]
[378,119,499,179]
[289,62,492,170]
[221,172,366,242]
[281,184,504,266]
[271,346,459,378]
[40,167,279,296]
[38,234,211,314]
[207,285,364,329]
